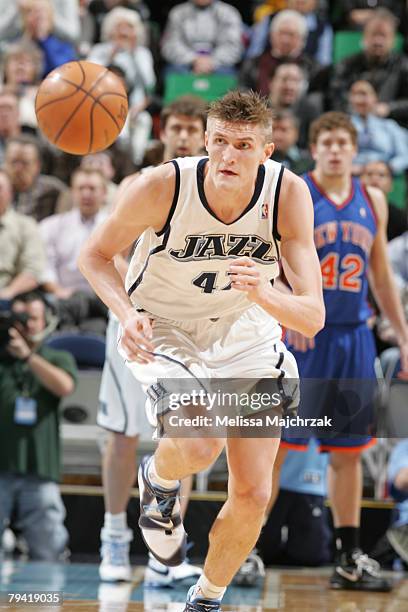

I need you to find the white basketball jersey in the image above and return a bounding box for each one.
[125,156,284,320]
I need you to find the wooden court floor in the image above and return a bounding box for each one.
[1,562,408,611]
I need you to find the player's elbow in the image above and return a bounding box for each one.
[304,304,325,338]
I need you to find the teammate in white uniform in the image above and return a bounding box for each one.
[79,91,324,611]
[98,97,208,585]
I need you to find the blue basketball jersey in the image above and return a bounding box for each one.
[303,173,377,325]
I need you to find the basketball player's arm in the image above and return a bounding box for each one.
[78,164,175,363]
[229,173,325,337]
[366,186,408,377]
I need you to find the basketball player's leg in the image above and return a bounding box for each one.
[265,443,288,517]
[328,449,362,528]
[103,433,138,515]
[186,437,279,603]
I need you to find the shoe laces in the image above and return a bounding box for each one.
[352,552,381,577]
[102,540,129,567]
[143,492,177,519]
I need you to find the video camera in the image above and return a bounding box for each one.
[0,310,29,358]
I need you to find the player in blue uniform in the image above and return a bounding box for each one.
[274,112,408,592]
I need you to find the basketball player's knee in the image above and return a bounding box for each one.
[180,439,222,471]
[110,433,138,460]
[330,450,361,471]
[232,481,272,514]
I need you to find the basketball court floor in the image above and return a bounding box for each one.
[1,560,407,611]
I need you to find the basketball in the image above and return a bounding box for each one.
[35,60,128,155]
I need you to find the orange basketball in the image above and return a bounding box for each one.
[35,60,128,155]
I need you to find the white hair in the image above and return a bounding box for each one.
[101,7,145,45]
[270,9,308,40]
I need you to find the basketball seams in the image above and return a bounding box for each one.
[35,61,87,113]
[53,68,110,146]
[36,61,128,154]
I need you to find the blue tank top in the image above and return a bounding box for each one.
[303,173,377,325]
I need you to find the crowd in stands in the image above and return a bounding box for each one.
[1,0,408,568]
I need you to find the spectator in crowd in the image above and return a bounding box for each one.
[1,41,44,130]
[161,0,243,75]
[240,9,322,96]
[0,291,77,561]
[270,109,313,175]
[40,167,108,332]
[98,96,207,587]
[0,0,80,44]
[376,227,408,347]
[0,170,46,301]
[88,0,150,44]
[88,7,155,165]
[268,61,321,148]
[247,0,333,66]
[260,440,331,567]
[4,134,67,222]
[335,0,406,32]
[16,0,77,77]
[253,0,288,23]
[361,161,408,241]
[57,151,118,213]
[330,8,408,128]
[386,439,408,564]
[348,80,408,176]
[0,90,22,165]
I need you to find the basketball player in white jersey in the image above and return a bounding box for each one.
[79,91,325,611]
[98,97,208,585]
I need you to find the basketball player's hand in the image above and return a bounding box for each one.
[397,340,408,380]
[228,258,269,301]
[285,329,315,352]
[120,311,155,364]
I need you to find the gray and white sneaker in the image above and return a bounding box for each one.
[387,524,408,563]
[233,549,265,587]
[138,455,187,567]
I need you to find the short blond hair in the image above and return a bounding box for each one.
[208,90,273,141]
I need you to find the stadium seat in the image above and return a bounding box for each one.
[333,30,403,64]
[164,73,238,104]
[46,332,106,369]
[389,173,407,211]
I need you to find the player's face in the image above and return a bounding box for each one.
[72,173,106,218]
[205,119,273,190]
[311,128,356,177]
[161,114,205,158]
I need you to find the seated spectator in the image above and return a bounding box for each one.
[376,228,408,347]
[88,0,150,44]
[4,134,67,221]
[88,7,155,165]
[268,61,321,148]
[17,0,77,77]
[335,0,406,32]
[361,161,408,241]
[247,0,333,66]
[40,168,109,333]
[349,80,408,176]
[253,1,287,23]
[1,41,44,130]
[161,0,243,76]
[330,8,408,128]
[0,291,77,561]
[0,170,46,301]
[240,9,322,96]
[0,0,80,44]
[259,439,331,566]
[271,109,313,175]
[386,439,408,564]
[57,151,118,213]
[0,89,22,165]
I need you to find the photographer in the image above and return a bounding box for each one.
[0,291,77,560]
